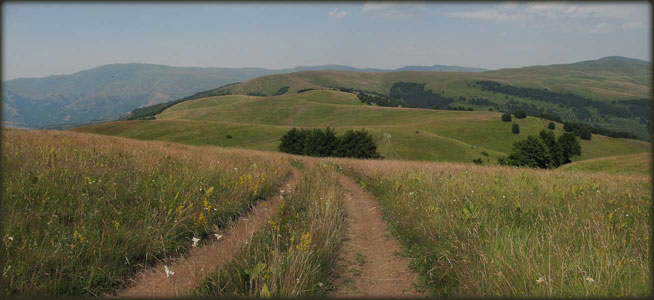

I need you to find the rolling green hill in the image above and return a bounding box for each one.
[191,56,650,139]
[75,89,651,164]
[2,63,484,129]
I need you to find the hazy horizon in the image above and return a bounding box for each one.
[3,1,651,80]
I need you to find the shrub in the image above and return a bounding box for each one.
[279,128,310,155]
[279,128,381,159]
[472,157,483,165]
[303,128,338,157]
[226,134,233,139]
[578,127,592,140]
[481,151,489,157]
[548,122,555,130]
[334,129,382,159]
[514,110,527,119]
[512,123,520,134]
[274,86,290,96]
[501,113,512,122]
[507,130,581,168]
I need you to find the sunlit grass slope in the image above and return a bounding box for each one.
[335,158,650,297]
[559,153,652,175]
[76,90,651,164]
[1,129,290,296]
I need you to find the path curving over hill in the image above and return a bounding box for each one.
[330,173,423,298]
[113,168,301,298]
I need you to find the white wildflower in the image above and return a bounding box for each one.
[192,237,200,247]
[536,277,545,284]
[585,276,595,283]
[214,234,223,240]
[164,265,175,278]
[7,236,13,241]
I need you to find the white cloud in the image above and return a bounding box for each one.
[328,8,348,19]
[445,2,649,33]
[363,2,425,18]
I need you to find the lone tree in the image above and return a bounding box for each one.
[548,122,556,130]
[501,113,512,122]
[514,110,527,119]
[512,123,520,134]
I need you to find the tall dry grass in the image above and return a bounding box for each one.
[1,130,290,296]
[335,158,650,297]
[197,159,345,297]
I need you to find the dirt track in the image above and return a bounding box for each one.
[114,168,300,298]
[329,173,422,298]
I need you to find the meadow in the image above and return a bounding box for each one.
[1,129,290,296]
[198,160,346,297]
[75,90,651,164]
[2,128,650,297]
[335,158,650,297]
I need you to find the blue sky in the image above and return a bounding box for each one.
[2,1,651,80]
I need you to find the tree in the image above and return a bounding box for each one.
[472,157,483,165]
[279,128,310,155]
[303,127,338,157]
[514,110,527,119]
[501,113,512,122]
[539,130,564,167]
[507,136,551,168]
[578,127,592,140]
[557,132,581,163]
[334,129,382,159]
[548,122,555,130]
[512,123,520,134]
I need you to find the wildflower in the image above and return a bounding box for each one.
[318,282,324,287]
[280,189,285,194]
[234,168,238,171]
[214,234,223,240]
[296,278,300,284]
[409,192,414,196]
[585,276,595,283]
[192,237,200,247]
[536,277,545,284]
[7,236,13,241]
[164,266,175,278]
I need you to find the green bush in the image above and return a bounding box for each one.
[512,123,520,134]
[279,128,381,159]
[513,110,527,119]
[507,130,581,169]
[548,122,555,130]
[501,113,512,122]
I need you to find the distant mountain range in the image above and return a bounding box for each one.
[2,63,487,128]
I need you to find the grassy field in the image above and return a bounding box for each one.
[559,153,651,175]
[335,158,650,297]
[2,129,650,297]
[76,90,651,164]
[198,160,346,297]
[1,129,290,296]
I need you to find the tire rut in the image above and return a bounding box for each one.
[330,172,423,298]
[113,168,301,298]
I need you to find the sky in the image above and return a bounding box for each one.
[2,1,651,80]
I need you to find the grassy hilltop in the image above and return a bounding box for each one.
[76,89,651,167]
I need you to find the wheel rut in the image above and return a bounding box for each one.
[330,172,423,298]
[113,168,301,298]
